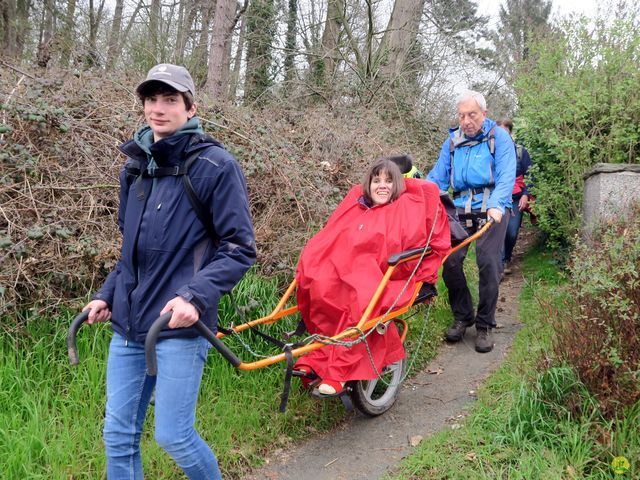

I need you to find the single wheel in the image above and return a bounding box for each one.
[349,358,406,416]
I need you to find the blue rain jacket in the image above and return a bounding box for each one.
[427,118,516,213]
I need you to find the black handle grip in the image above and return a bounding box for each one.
[67,311,89,365]
[388,246,433,266]
[193,321,242,368]
[144,314,242,376]
[145,312,172,376]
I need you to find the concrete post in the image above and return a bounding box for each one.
[582,163,640,234]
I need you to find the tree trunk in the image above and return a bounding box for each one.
[192,1,215,85]
[229,1,248,99]
[0,0,17,57]
[378,0,425,82]
[106,0,144,70]
[14,0,30,58]
[174,0,187,64]
[206,0,236,99]
[0,0,31,59]
[37,0,55,68]
[244,0,276,103]
[106,0,123,69]
[319,0,344,87]
[86,0,105,67]
[149,0,161,62]
[283,0,297,84]
[60,0,77,67]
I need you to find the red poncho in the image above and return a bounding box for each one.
[295,179,451,382]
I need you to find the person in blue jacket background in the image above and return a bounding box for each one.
[82,64,256,479]
[427,90,515,353]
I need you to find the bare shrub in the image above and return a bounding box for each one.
[0,65,441,324]
[550,203,640,418]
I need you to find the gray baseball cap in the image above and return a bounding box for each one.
[136,63,196,97]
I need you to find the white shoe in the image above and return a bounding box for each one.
[317,381,345,395]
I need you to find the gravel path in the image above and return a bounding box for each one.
[246,242,529,480]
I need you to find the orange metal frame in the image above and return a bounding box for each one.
[216,221,492,371]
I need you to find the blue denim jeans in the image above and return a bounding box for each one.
[503,204,524,264]
[104,333,221,480]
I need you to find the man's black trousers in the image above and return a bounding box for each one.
[442,209,510,330]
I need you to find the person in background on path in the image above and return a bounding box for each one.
[388,154,424,179]
[82,63,256,479]
[388,154,443,302]
[427,90,516,353]
[496,118,533,275]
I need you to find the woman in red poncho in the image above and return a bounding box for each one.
[295,158,451,396]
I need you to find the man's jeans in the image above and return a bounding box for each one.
[104,333,221,480]
[442,211,510,330]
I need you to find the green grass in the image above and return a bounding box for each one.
[385,243,640,479]
[0,264,461,479]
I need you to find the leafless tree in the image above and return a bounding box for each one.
[206,0,236,99]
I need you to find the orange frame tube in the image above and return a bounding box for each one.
[218,221,492,371]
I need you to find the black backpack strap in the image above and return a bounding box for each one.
[181,149,219,246]
[516,143,523,165]
[142,165,188,177]
[487,126,496,156]
[179,133,226,245]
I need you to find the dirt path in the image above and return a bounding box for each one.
[247,240,529,480]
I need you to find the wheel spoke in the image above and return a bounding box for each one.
[365,379,378,397]
[386,362,400,374]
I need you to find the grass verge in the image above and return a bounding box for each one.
[0,265,460,479]
[385,243,639,479]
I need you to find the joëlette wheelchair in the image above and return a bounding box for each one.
[68,217,492,416]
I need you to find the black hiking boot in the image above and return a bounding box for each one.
[445,320,473,342]
[475,327,494,353]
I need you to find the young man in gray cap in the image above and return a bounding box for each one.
[83,63,256,479]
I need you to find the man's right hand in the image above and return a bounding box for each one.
[83,299,111,324]
[487,207,503,224]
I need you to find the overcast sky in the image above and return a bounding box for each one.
[476,0,601,28]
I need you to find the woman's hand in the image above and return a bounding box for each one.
[83,299,112,324]
[518,194,529,212]
[161,296,200,329]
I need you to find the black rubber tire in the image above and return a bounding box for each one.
[349,358,406,416]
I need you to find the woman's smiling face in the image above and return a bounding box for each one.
[370,170,394,205]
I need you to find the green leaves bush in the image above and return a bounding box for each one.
[516,16,640,246]
[550,202,640,418]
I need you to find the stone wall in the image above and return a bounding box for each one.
[582,163,640,233]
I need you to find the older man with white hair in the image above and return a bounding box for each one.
[428,90,516,353]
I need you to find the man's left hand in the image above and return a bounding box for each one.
[160,296,200,329]
[487,208,503,223]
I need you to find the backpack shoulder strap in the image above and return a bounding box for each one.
[182,148,219,246]
[487,126,496,157]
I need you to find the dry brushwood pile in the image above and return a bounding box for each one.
[0,64,441,323]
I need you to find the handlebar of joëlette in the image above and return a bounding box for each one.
[144,313,242,375]
[67,310,90,365]
[67,310,242,372]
